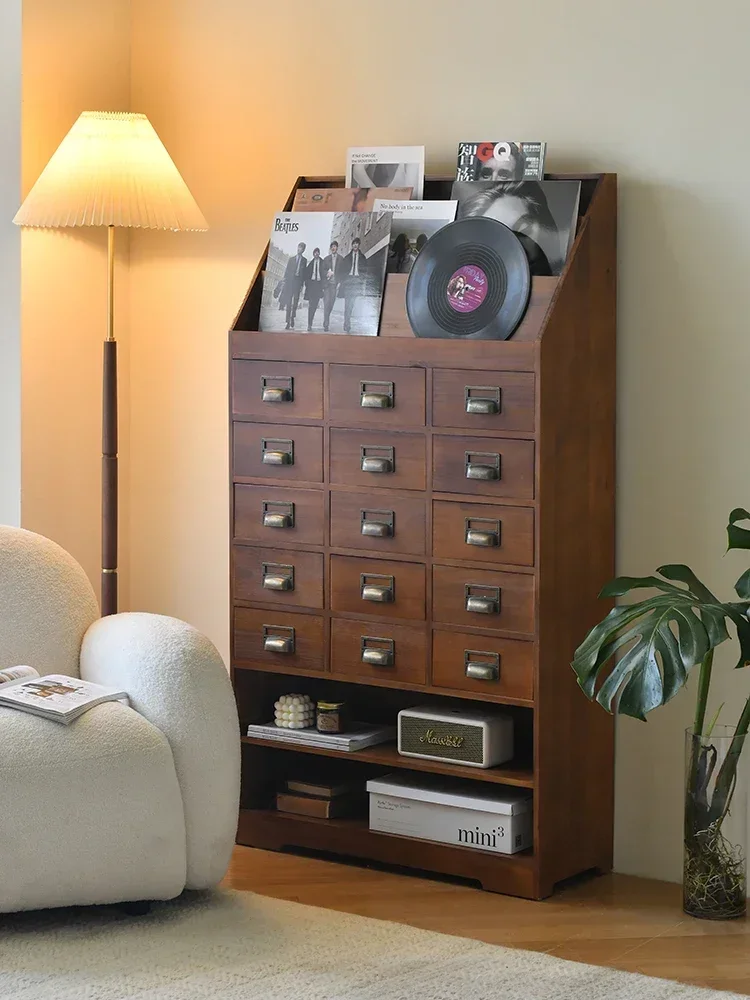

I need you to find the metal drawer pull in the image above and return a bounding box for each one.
[360,573,395,603]
[465,517,501,548]
[464,650,500,682]
[360,509,394,538]
[260,374,294,404]
[262,501,295,529]
[360,445,394,475]
[360,380,395,409]
[465,451,501,481]
[465,385,502,415]
[465,584,501,616]
[261,562,294,592]
[262,624,295,654]
[360,636,395,667]
[261,438,294,466]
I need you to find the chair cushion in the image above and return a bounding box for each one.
[0,701,187,912]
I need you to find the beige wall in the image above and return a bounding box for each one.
[20,0,131,601]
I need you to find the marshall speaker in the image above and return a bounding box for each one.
[398,705,514,769]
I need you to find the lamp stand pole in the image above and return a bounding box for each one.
[101,224,118,616]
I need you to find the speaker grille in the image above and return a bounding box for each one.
[400,716,484,764]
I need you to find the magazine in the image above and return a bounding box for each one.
[246,721,395,752]
[373,199,457,274]
[451,179,581,276]
[0,673,129,724]
[346,146,425,200]
[259,211,391,336]
[455,141,546,182]
[0,665,39,687]
[293,187,412,212]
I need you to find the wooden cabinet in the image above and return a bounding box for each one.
[229,172,616,900]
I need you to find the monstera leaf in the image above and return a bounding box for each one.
[572,564,750,720]
[728,508,750,599]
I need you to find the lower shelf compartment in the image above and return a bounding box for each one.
[237,808,541,898]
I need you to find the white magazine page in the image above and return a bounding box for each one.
[0,665,40,688]
[346,146,425,200]
[0,674,126,715]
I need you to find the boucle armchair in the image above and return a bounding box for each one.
[0,525,240,913]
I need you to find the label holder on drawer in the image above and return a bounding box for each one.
[465,517,501,548]
[465,451,501,481]
[260,374,294,403]
[262,500,295,529]
[464,649,501,682]
[261,438,294,467]
[262,624,295,653]
[360,635,395,667]
[464,384,502,415]
[360,508,395,538]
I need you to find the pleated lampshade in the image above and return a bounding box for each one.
[14,111,208,231]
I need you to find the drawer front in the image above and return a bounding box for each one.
[232,360,323,420]
[432,564,535,636]
[330,491,426,556]
[233,545,324,609]
[330,429,426,492]
[330,618,427,684]
[431,629,534,703]
[233,423,323,483]
[433,435,535,499]
[329,364,426,427]
[432,369,535,431]
[234,485,325,546]
[233,607,325,673]
[330,555,426,621]
[432,501,535,567]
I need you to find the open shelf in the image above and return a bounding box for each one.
[241,735,534,788]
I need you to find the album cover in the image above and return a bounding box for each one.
[293,187,412,212]
[455,142,546,183]
[346,146,425,200]
[373,199,458,274]
[451,179,581,276]
[259,211,391,336]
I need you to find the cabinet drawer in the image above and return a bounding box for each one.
[431,629,534,703]
[432,501,535,567]
[231,360,323,420]
[432,565,535,636]
[233,423,323,483]
[433,436,535,499]
[330,491,426,556]
[330,429,426,492]
[329,365,425,427]
[330,619,427,684]
[432,369,535,431]
[330,555,426,621]
[233,546,324,609]
[233,607,325,673]
[234,485,325,546]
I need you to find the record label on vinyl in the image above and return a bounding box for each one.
[405,217,531,340]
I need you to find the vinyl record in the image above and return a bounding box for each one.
[405,217,531,340]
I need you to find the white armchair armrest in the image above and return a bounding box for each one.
[80,612,240,890]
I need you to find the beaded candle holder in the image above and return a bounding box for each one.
[274,694,315,729]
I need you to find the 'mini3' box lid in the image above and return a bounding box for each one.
[366,772,532,816]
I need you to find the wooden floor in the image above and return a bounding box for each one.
[223,846,750,995]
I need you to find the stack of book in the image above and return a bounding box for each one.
[276,777,365,820]
[245,721,394,752]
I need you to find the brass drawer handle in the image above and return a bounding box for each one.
[465,451,501,481]
[262,562,294,592]
[262,500,295,529]
[360,380,394,409]
[360,635,395,667]
[465,385,501,415]
[464,650,500,682]
[360,509,394,538]
[465,517,501,548]
[262,624,295,653]
[465,584,501,616]
[260,374,294,403]
[262,438,294,466]
[360,445,394,475]
[360,573,394,603]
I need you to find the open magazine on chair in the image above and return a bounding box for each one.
[0,668,129,724]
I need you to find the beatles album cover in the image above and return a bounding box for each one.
[455,142,546,183]
[260,212,391,336]
[373,199,458,274]
[293,187,412,212]
[451,179,581,276]
[346,146,425,200]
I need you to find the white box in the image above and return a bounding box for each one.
[397,704,513,768]
[367,773,532,855]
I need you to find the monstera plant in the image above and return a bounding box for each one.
[572,509,750,919]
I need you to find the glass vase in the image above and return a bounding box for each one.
[683,725,747,919]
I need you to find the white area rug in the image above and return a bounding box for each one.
[0,890,743,1000]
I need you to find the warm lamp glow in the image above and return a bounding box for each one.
[13,111,208,231]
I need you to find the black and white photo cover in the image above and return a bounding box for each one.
[259,212,391,336]
[373,199,457,275]
[346,146,425,200]
[451,180,581,276]
[455,142,546,183]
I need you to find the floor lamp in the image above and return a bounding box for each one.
[14,111,208,616]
